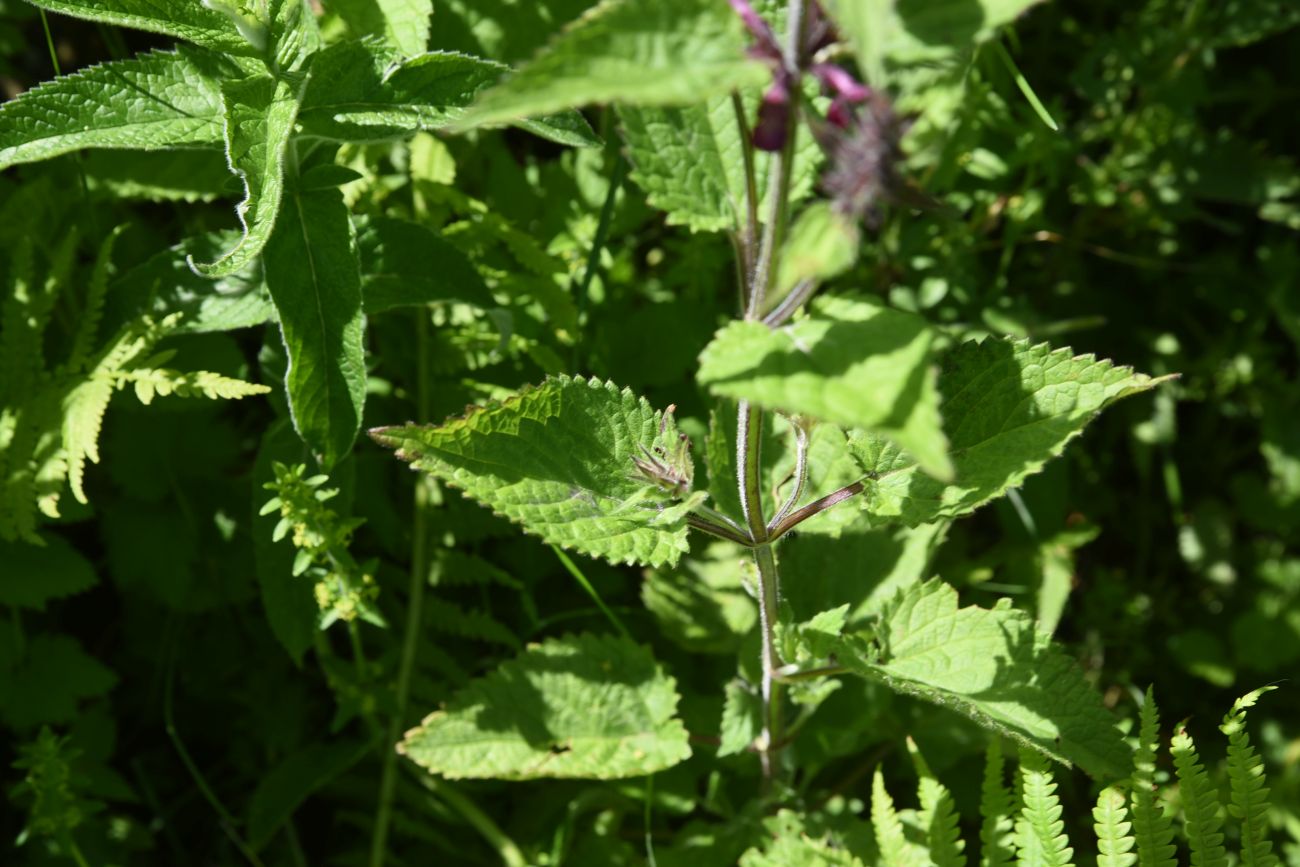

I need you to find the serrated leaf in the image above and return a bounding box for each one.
[298,42,598,147]
[456,0,768,131]
[399,632,691,779]
[0,535,97,610]
[618,96,751,233]
[191,72,306,278]
[106,231,274,336]
[0,634,117,729]
[837,579,1131,779]
[850,338,1173,527]
[620,87,825,233]
[699,294,952,479]
[26,0,255,54]
[0,47,241,171]
[331,0,431,56]
[371,376,694,568]
[355,216,495,312]
[262,187,367,470]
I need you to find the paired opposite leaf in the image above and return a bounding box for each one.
[852,338,1174,527]
[456,0,768,130]
[371,377,694,567]
[262,187,367,471]
[0,47,241,171]
[399,632,691,779]
[698,295,952,479]
[838,580,1131,779]
[191,73,307,277]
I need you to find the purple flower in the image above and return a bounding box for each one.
[818,90,904,226]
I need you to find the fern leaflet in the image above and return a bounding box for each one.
[980,740,1016,867]
[1220,687,1279,867]
[1094,786,1138,867]
[1013,749,1074,867]
[1131,687,1177,867]
[909,738,966,867]
[1171,725,1227,867]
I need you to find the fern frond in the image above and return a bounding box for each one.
[115,368,272,404]
[980,740,1016,867]
[1171,724,1227,867]
[1095,786,1138,867]
[874,767,917,867]
[61,378,115,505]
[425,596,521,649]
[66,227,125,373]
[909,738,966,867]
[1014,749,1075,867]
[1221,687,1278,867]
[429,549,525,591]
[1132,688,1177,867]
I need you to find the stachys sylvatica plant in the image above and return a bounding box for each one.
[369,0,1171,789]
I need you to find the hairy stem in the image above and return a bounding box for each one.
[686,511,755,547]
[768,421,810,531]
[732,91,760,278]
[369,311,433,867]
[768,479,867,541]
[751,542,784,778]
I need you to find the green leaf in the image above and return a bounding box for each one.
[718,679,761,758]
[1221,687,1279,867]
[826,0,1045,79]
[643,541,757,654]
[771,203,861,305]
[456,0,768,130]
[0,47,241,171]
[740,809,867,866]
[1014,749,1076,867]
[618,96,750,234]
[1094,786,1138,867]
[1130,689,1177,867]
[355,216,495,312]
[25,0,255,54]
[699,294,952,480]
[837,580,1131,779]
[0,634,117,729]
[298,42,598,147]
[1171,726,1227,867]
[247,739,371,849]
[0,536,97,610]
[980,740,1017,867]
[619,86,823,233]
[262,187,367,470]
[330,0,431,56]
[191,72,306,278]
[399,632,691,779]
[106,231,274,337]
[909,738,966,867]
[370,376,695,568]
[850,338,1173,527]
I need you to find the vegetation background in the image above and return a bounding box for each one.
[0,0,1298,864]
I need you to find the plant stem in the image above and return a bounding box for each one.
[768,421,809,531]
[369,311,433,867]
[686,512,755,547]
[572,150,626,370]
[407,769,528,867]
[750,542,784,779]
[768,479,866,541]
[732,91,760,277]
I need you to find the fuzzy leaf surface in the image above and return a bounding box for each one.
[371,376,693,567]
[838,579,1131,779]
[262,187,367,470]
[699,295,951,479]
[456,0,767,130]
[25,0,254,54]
[851,339,1173,527]
[399,632,691,779]
[298,43,597,147]
[331,0,431,56]
[0,47,240,170]
[191,72,306,278]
